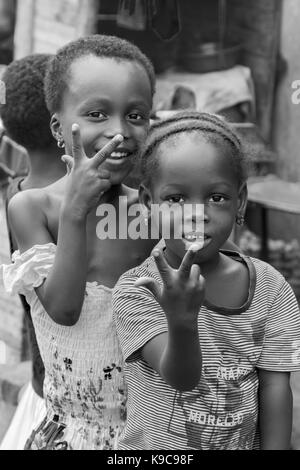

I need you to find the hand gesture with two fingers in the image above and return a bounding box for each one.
[135,246,205,327]
[62,124,124,217]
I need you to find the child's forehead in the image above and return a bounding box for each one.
[159,131,213,152]
[63,55,152,104]
[157,133,233,174]
[67,55,147,87]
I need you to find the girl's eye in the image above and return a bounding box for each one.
[128,113,144,121]
[209,195,226,203]
[166,195,185,204]
[87,111,106,119]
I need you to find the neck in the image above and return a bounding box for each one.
[22,146,66,190]
[99,183,129,205]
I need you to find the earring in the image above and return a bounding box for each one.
[236,214,245,226]
[57,138,65,149]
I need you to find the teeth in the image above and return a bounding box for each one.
[184,233,204,241]
[110,152,128,158]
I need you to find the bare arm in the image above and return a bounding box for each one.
[8,190,88,327]
[142,325,201,392]
[9,127,123,326]
[258,369,292,450]
[136,248,204,391]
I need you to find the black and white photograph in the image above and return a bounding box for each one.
[0,0,300,454]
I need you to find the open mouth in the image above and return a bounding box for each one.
[182,232,211,251]
[109,151,133,160]
[183,232,206,242]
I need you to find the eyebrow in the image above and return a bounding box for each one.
[79,97,150,109]
[161,182,234,192]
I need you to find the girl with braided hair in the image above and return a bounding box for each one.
[113,111,300,450]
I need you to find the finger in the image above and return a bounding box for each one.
[189,264,201,283]
[61,155,74,175]
[0,162,15,178]
[152,249,172,285]
[91,134,124,168]
[178,245,200,278]
[71,123,85,163]
[135,277,162,302]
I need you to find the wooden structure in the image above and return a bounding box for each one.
[13,0,282,141]
[14,0,98,58]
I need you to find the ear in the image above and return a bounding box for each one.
[139,183,153,216]
[237,182,248,216]
[50,113,63,143]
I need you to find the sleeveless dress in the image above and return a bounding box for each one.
[1,243,127,450]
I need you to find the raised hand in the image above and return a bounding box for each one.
[62,124,124,218]
[135,245,205,326]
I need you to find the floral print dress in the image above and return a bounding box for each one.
[2,243,127,450]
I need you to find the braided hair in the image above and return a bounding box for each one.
[140,111,248,188]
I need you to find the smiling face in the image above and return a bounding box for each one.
[141,132,247,267]
[53,55,152,186]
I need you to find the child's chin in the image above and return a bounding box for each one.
[110,168,134,186]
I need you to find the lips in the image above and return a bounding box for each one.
[181,232,211,252]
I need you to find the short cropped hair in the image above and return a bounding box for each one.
[45,34,156,114]
[0,54,54,150]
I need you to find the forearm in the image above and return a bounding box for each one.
[160,320,202,391]
[36,208,88,326]
[259,375,292,450]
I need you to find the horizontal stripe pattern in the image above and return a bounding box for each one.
[112,254,300,450]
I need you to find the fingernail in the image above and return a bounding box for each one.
[152,250,159,258]
[115,134,124,142]
[188,242,203,252]
[72,123,79,132]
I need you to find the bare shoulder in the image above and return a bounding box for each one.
[8,187,49,219]
[8,188,57,252]
[9,176,66,218]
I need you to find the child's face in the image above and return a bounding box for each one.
[56,55,152,186]
[142,133,247,265]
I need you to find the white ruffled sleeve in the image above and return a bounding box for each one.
[1,243,56,296]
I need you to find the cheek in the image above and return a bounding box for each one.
[132,124,149,148]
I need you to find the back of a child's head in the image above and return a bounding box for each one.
[0,54,54,151]
[141,111,248,188]
[45,34,156,115]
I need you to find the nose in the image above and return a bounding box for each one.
[191,209,209,223]
[104,116,130,140]
[185,203,208,221]
[183,203,208,234]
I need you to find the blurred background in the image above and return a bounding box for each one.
[1,0,300,448]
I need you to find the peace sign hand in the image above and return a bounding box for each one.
[135,245,205,326]
[62,124,124,219]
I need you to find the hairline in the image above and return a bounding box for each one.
[51,53,154,114]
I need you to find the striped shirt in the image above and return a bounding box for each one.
[112,251,300,450]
